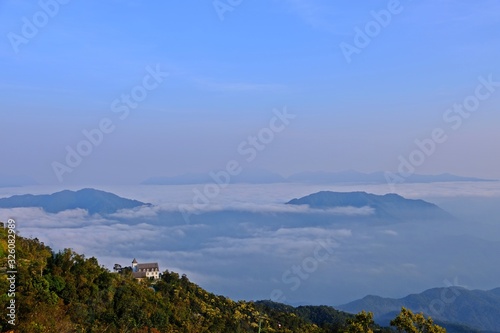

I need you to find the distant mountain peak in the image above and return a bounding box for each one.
[0,188,149,215]
[286,191,452,221]
[287,170,494,184]
[338,287,500,332]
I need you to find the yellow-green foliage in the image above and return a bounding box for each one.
[0,228,7,259]
[390,307,446,333]
[0,231,413,333]
[0,231,353,333]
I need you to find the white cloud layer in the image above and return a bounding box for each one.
[1,182,500,305]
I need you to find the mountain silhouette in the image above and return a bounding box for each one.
[286,191,453,221]
[0,188,149,215]
[338,287,500,332]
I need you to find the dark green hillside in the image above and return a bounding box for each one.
[254,301,390,332]
[0,229,451,332]
[0,228,371,333]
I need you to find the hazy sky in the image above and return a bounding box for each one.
[1,0,499,185]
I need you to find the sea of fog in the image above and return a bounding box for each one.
[1,181,499,305]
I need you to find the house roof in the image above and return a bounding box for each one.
[132,258,138,264]
[136,263,159,270]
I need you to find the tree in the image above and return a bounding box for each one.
[390,307,446,333]
[344,310,375,333]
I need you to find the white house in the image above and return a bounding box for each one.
[131,258,160,280]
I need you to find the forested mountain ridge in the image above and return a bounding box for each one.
[0,228,394,332]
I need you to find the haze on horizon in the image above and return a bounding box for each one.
[1,0,500,186]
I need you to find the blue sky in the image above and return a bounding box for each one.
[1,0,500,185]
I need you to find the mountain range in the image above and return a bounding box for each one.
[0,171,492,187]
[1,188,497,331]
[0,188,149,215]
[0,188,453,222]
[338,287,500,332]
[142,170,494,185]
